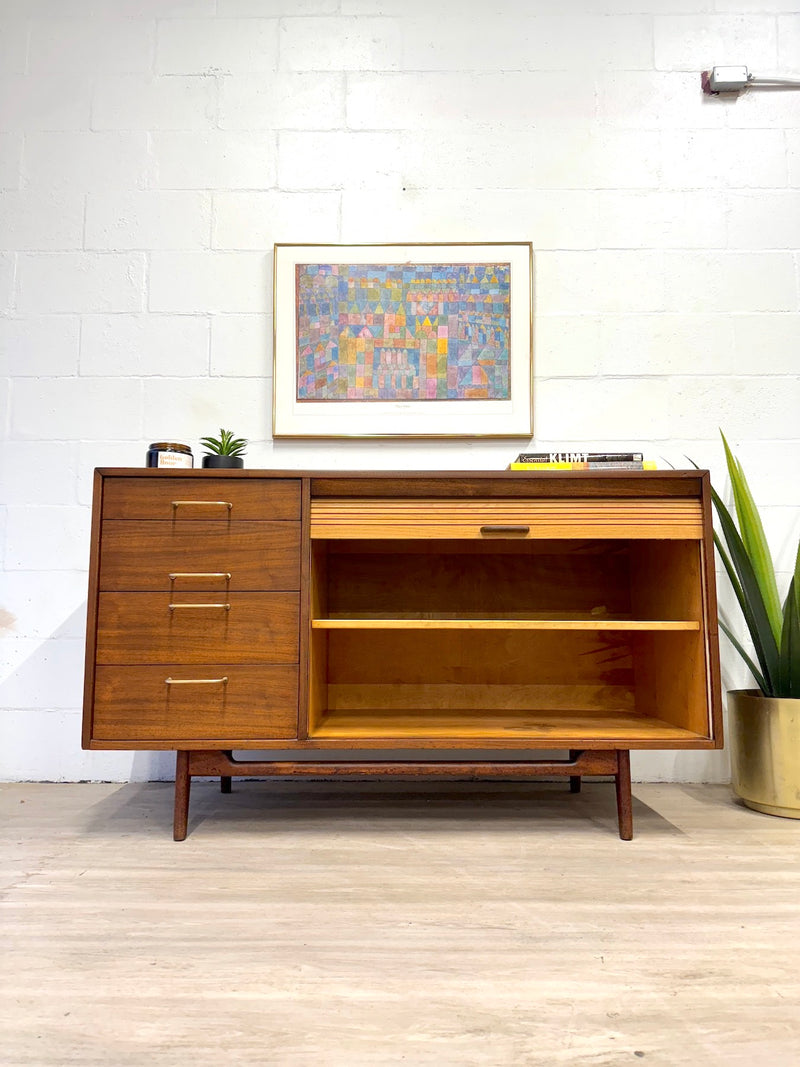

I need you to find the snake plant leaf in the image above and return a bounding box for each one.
[778,545,800,698]
[712,528,768,685]
[713,530,745,617]
[713,530,758,651]
[718,617,769,694]
[779,576,800,698]
[721,432,782,645]
[710,482,779,695]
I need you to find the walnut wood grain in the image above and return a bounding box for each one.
[102,477,301,520]
[310,498,704,540]
[82,469,105,749]
[95,592,299,664]
[99,521,300,591]
[93,664,299,742]
[312,618,700,631]
[309,471,704,500]
[175,748,632,840]
[307,707,706,743]
[615,749,633,840]
[324,540,632,618]
[186,748,619,778]
[173,750,190,841]
[82,469,723,841]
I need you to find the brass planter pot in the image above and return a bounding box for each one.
[728,690,800,819]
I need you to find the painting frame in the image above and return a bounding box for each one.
[272,242,533,439]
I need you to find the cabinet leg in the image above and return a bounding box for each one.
[220,750,233,793]
[569,749,581,793]
[173,750,191,842]
[615,749,633,841]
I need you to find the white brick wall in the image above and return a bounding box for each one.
[151,130,277,188]
[1,0,798,785]
[156,18,279,74]
[23,132,155,190]
[28,18,156,74]
[84,191,212,250]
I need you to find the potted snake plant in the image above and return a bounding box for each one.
[712,432,800,818]
[200,428,248,469]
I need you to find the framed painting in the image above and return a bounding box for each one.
[272,242,533,438]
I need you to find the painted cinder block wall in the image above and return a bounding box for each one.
[1,0,799,784]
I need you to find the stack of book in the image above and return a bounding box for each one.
[509,451,655,471]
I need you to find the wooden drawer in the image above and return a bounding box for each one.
[310,498,705,540]
[99,521,300,591]
[96,592,299,664]
[92,664,298,742]
[102,477,301,520]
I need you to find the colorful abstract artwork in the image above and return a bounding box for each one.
[273,243,532,438]
[295,262,511,403]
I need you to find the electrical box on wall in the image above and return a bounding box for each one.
[702,66,750,93]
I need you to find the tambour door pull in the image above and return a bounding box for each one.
[165,676,228,686]
[168,603,231,611]
[480,525,530,535]
[171,500,233,512]
[168,572,232,581]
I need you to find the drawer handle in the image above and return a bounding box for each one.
[171,500,233,512]
[169,572,232,581]
[165,676,228,686]
[168,603,231,611]
[479,525,530,535]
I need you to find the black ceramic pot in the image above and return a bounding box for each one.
[202,455,244,469]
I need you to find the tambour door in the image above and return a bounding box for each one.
[309,496,705,540]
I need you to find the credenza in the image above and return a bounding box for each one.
[82,469,723,840]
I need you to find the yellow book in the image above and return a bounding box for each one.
[508,461,577,470]
[508,460,657,471]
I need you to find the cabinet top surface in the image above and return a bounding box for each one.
[96,467,706,480]
[95,468,708,498]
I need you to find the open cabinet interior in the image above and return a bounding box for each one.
[308,538,712,744]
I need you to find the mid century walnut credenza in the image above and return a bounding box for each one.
[82,469,723,840]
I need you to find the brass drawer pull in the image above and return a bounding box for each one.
[168,572,232,581]
[168,603,231,611]
[479,525,530,535]
[165,676,228,686]
[171,500,233,512]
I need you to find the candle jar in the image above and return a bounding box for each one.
[145,442,194,469]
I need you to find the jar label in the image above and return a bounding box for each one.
[157,452,193,468]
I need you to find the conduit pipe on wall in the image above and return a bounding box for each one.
[702,65,800,94]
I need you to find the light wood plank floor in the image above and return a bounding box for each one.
[2,780,799,1066]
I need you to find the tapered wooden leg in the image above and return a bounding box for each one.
[569,749,582,793]
[615,749,633,841]
[173,750,191,842]
[220,751,233,793]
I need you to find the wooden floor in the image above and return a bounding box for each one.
[2,780,800,1066]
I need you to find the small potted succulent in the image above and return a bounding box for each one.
[200,428,248,469]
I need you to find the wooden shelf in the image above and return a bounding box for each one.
[309,707,707,743]
[312,616,700,631]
